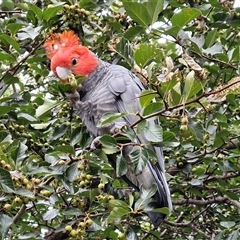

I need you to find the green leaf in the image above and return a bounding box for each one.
[14,188,34,198]
[43,209,60,221]
[0,52,16,62]
[124,26,145,41]
[145,0,164,24]
[205,28,218,48]
[139,90,157,108]
[7,23,24,35]
[0,34,20,53]
[108,199,130,209]
[182,70,195,102]
[17,113,37,122]
[0,0,14,11]
[190,179,203,186]
[142,102,163,116]
[0,214,13,239]
[11,142,28,163]
[43,5,63,21]
[0,106,15,116]
[143,125,163,143]
[130,147,149,173]
[55,145,75,154]
[66,162,79,182]
[0,167,15,193]
[108,200,130,223]
[151,207,171,215]
[115,37,134,66]
[98,112,127,127]
[52,124,68,140]
[170,8,201,37]
[135,184,157,210]
[123,1,150,26]
[136,119,147,134]
[220,221,235,229]
[116,153,127,177]
[35,99,60,118]
[70,127,83,146]
[134,43,160,68]
[27,3,43,20]
[99,135,119,154]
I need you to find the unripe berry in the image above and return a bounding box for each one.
[98,183,104,190]
[65,225,72,232]
[3,203,12,211]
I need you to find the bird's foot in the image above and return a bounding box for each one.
[90,136,102,150]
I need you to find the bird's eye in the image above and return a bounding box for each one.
[72,58,78,66]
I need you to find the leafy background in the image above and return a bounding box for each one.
[0,0,240,239]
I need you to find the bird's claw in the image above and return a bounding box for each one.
[90,136,102,150]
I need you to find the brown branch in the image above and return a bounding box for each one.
[172,196,228,206]
[130,79,240,128]
[204,171,240,184]
[0,38,45,83]
[191,50,238,70]
[0,10,22,14]
[13,204,27,224]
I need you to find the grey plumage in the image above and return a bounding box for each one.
[68,59,172,227]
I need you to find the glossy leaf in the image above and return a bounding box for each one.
[0,168,15,193]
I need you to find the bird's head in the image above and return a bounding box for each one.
[44,31,99,83]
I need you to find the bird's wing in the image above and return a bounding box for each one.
[107,65,172,226]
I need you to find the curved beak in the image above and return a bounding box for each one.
[56,66,72,82]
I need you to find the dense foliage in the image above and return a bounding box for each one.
[0,0,240,239]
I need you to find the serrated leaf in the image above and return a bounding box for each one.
[98,112,127,127]
[136,119,147,134]
[143,125,163,143]
[108,199,130,209]
[107,200,130,223]
[0,168,15,193]
[11,142,28,163]
[52,124,68,140]
[66,162,79,182]
[116,153,127,177]
[227,230,239,240]
[70,126,83,146]
[0,214,13,239]
[135,184,157,210]
[43,209,60,221]
[99,135,119,154]
[130,147,148,173]
[35,99,60,118]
